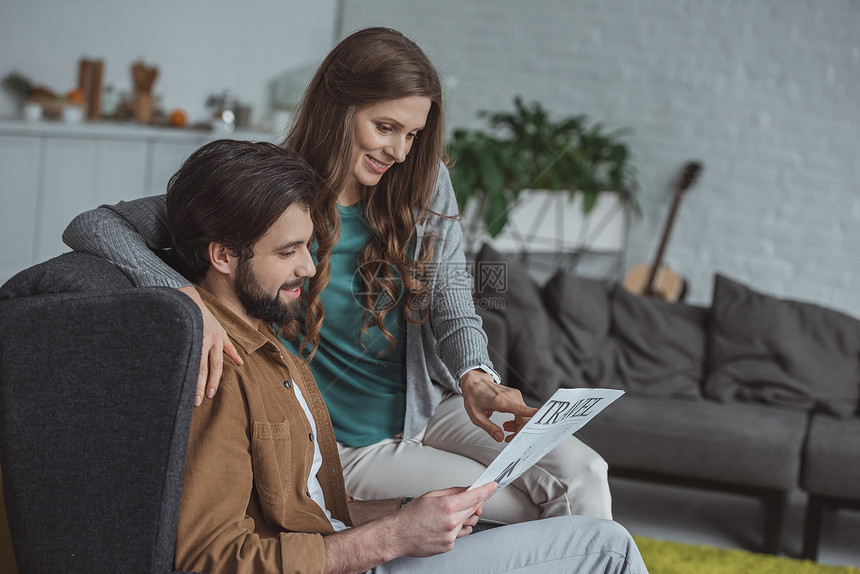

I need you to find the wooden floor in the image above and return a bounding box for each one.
[611,477,860,568]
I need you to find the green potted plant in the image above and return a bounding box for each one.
[447,97,639,238]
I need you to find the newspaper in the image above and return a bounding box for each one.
[469,388,624,490]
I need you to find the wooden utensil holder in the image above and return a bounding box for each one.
[132,92,154,124]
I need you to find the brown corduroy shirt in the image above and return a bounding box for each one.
[174,288,353,574]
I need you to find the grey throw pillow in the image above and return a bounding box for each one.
[474,244,569,405]
[542,270,612,361]
[610,287,706,398]
[704,274,860,417]
[541,271,618,389]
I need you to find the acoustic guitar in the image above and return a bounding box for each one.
[623,161,703,302]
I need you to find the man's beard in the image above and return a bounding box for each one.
[235,257,303,325]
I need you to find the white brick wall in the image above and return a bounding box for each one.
[341,0,860,316]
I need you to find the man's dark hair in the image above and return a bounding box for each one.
[166,139,317,282]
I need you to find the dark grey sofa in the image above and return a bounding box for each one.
[473,244,860,559]
[0,252,202,574]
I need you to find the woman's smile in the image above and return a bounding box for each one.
[365,154,391,175]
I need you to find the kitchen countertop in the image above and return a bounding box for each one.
[0,117,279,143]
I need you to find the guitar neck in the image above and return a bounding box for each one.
[643,161,701,295]
[644,192,684,294]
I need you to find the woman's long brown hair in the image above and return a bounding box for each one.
[284,27,445,360]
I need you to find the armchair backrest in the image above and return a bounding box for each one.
[0,254,202,573]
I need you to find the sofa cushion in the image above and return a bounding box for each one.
[801,414,860,500]
[541,271,706,398]
[576,395,807,490]
[542,270,612,362]
[474,244,570,405]
[704,274,860,417]
[541,271,618,389]
[609,288,706,398]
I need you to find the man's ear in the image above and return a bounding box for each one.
[207,242,237,276]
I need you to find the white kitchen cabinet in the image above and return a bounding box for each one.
[0,134,41,282]
[0,120,276,285]
[148,141,199,196]
[35,137,151,262]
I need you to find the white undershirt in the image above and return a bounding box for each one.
[291,379,349,532]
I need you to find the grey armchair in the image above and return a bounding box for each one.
[0,253,202,574]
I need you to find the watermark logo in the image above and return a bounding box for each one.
[351,260,404,312]
[476,261,507,294]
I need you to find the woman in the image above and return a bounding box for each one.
[63,27,611,523]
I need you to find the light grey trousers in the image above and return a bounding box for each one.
[339,394,613,523]
[373,516,649,573]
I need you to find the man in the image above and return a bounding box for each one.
[169,139,648,574]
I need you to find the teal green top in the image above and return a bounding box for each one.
[280,202,407,447]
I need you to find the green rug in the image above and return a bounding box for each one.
[634,536,860,574]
